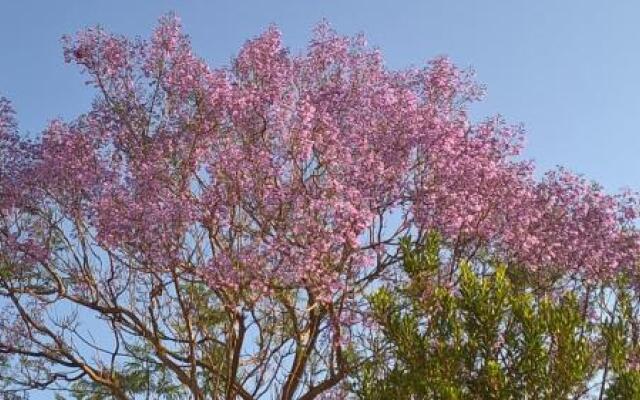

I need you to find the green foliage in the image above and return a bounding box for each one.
[353,234,640,399]
[607,371,640,399]
[602,281,640,399]
[67,343,187,400]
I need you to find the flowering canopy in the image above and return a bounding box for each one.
[1,15,639,305]
[2,15,640,399]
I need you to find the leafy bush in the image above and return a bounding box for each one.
[353,234,640,400]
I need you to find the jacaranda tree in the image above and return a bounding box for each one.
[1,14,639,399]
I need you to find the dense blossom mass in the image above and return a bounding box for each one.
[1,15,639,304]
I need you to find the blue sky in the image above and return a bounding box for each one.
[2,1,639,191]
[1,1,639,192]
[0,1,638,396]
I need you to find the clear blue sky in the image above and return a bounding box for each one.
[1,1,639,191]
[1,1,639,396]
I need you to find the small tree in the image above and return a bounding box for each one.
[353,235,640,399]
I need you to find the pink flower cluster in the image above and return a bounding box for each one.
[2,16,639,301]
